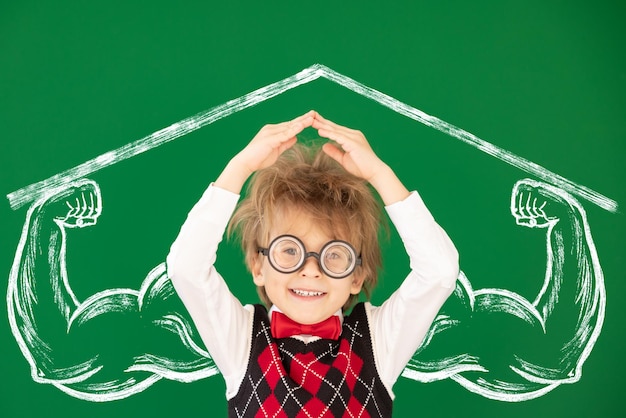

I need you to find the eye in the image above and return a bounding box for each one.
[272,238,302,262]
[325,250,342,260]
[323,243,354,265]
[282,246,299,256]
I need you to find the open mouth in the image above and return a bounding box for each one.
[291,289,325,297]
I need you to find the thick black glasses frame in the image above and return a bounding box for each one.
[258,234,361,279]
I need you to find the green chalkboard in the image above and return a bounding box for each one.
[2,2,625,417]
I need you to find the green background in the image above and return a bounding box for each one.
[1,1,625,417]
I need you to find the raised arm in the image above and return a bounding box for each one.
[313,114,460,389]
[166,111,316,397]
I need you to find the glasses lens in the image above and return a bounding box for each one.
[270,237,304,272]
[322,243,355,276]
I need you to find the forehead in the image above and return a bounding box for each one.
[266,204,349,244]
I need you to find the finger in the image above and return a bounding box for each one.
[72,198,81,216]
[80,193,88,216]
[321,142,345,164]
[277,137,298,154]
[293,110,316,122]
[278,113,314,137]
[260,117,310,147]
[279,117,312,141]
[314,122,362,146]
[519,193,530,217]
[314,112,334,125]
[87,193,96,216]
[313,113,354,132]
[316,129,356,152]
[283,111,315,130]
[313,115,348,138]
[537,202,548,219]
[312,115,339,131]
[259,112,314,134]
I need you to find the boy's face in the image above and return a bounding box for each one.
[252,207,364,325]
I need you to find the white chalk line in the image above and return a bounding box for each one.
[6,63,618,213]
[6,65,324,211]
[402,179,605,401]
[317,65,617,213]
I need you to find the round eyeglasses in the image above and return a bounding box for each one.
[258,234,362,279]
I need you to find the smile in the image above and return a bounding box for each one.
[291,289,325,297]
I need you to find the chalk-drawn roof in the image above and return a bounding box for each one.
[6,64,617,213]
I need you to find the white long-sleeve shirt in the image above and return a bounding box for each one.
[167,184,459,399]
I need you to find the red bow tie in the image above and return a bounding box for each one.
[270,311,342,340]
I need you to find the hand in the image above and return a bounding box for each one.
[215,111,315,193]
[313,113,410,205]
[511,179,568,228]
[312,113,387,182]
[42,180,102,229]
[235,111,315,173]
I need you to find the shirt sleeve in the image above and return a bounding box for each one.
[166,184,254,399]
[369,191,459,395]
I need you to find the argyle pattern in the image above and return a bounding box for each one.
[228,303,392,418]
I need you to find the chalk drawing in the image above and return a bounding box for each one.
[7,180,217,401]
[6,65,610,401]
[403,179,605,401]
[6,64,617,213]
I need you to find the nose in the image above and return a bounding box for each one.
[299,254,322,278]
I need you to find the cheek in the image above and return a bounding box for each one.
[260,277,285,306]
[328,279,358,298]
[255,268,280,293]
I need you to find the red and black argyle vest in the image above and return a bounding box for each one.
[228,302,393,417]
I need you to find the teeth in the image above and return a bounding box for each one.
[292,289,324,297]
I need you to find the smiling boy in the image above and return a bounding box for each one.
[167,111,459,417]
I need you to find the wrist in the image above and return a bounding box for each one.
[215,158,253,194]
[367,163,393,189]
[369,164,410,206]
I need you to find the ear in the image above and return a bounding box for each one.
[350,271,366,295]
[251,254,265,286]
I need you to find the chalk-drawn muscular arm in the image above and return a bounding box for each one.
[402,179,605,401]
[7,180,217,401]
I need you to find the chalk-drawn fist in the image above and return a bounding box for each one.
[43,179,102,228]
[511,179,567,228]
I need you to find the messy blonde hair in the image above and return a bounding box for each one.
[228,141,386,311]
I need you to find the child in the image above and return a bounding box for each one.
[167,111,459,417]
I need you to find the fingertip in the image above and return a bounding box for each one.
[278,136,298,154]
[321,142,332,156]
[321,141,341,157]
[317,127,335,140]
